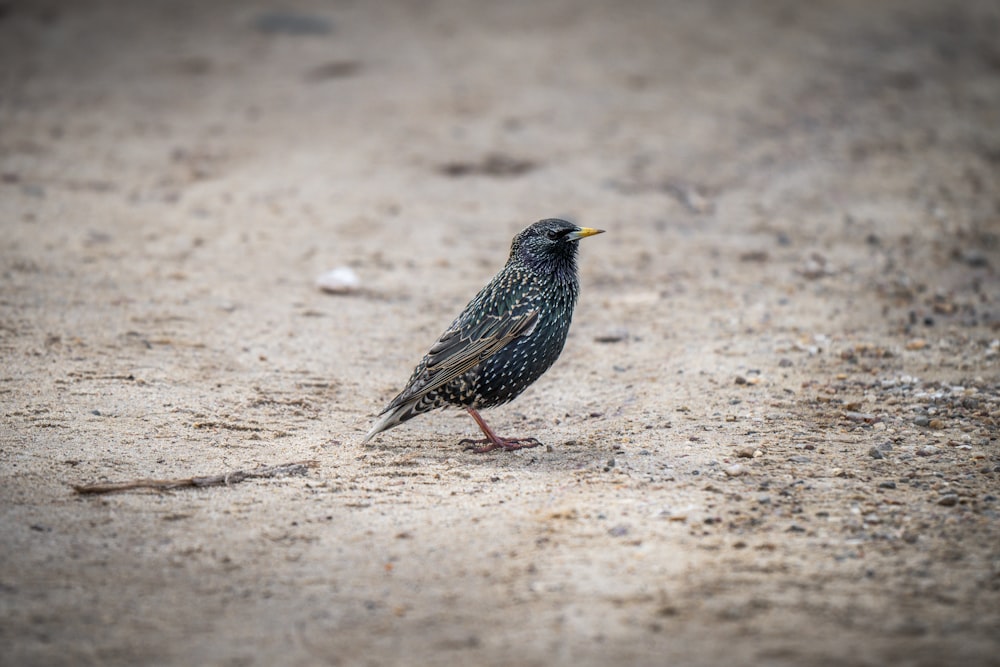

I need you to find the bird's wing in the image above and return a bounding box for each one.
[383,300,539,411]
[426,303,538,372]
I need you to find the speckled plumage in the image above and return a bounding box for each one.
[364,219,604,452]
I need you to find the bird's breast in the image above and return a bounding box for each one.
[467,298,576,408]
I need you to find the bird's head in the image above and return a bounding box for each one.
[511,219,604,278]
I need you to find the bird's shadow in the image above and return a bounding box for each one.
[357,431,613,474]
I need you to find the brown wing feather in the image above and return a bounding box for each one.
[383,306,539,411]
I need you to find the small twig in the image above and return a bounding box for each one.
[72,460,319,495]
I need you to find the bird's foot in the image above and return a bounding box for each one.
[459,436,542,454]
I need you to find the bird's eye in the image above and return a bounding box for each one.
[547,229,570,241]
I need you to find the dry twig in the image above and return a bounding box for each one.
[72,460,319,495]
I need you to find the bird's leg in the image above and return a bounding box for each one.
[459,407,542,454]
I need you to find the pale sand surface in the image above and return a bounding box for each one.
[2,1,999,665]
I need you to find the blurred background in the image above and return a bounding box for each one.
[2,1,998,665]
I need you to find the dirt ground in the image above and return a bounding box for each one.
[2,1,999,665]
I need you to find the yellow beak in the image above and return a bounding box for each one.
[568,227,605,240]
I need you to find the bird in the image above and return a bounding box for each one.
[363,218,605,453]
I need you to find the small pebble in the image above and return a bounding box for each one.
[878,481,896,489]
[937,494,958,507]
[724,464,746,477]
[594,329,629,343]
[916,445,939,457]
[928,419,944,429]
[788,455,811,463]
[736,447,756,459]
[958,249,990,267]
[316,266,361,294]
[797,254,829,279]
[608,525,630,537]
[869,447,884,460]
[913,415,930,427]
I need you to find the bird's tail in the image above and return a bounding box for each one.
[362,409,398,443]
[362,395,439,443]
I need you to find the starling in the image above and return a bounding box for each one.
[364,218,605,453]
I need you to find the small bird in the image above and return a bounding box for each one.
[364,218,605,453]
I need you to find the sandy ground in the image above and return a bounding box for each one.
[2,1,999,665]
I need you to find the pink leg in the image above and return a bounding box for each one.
[459,407,542,454]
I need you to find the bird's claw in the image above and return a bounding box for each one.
[459,436,543,454]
